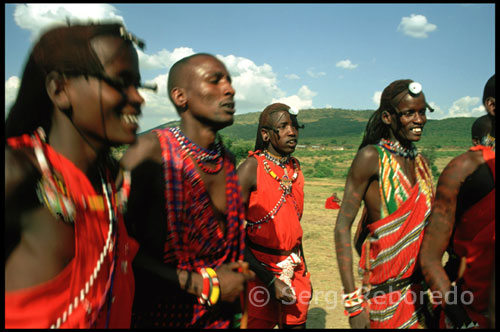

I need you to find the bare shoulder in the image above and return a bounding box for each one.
[5,146,39,198]
[439,149,485,182]
[120,132,162,170]
[237,155,258,178]
[350,145,380,177]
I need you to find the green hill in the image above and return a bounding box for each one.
[144,108,477,149]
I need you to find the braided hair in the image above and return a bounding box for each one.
[254,103,294,151]
[358,79,413,150]
[5,22,143,139]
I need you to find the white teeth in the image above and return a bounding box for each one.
[412,128,422,133]
[122,114,139,125]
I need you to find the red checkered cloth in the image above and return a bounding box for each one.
[153,128,246,328]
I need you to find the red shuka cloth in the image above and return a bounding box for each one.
[245,151,310,326]
[5,133,138,328]
[325,196,340,209]
[448,145,495,328]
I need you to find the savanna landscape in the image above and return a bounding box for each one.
[115,108,476,328]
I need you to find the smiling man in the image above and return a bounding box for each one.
[334,79,435,328]
[237,103,311,329]
[120,53,254,328]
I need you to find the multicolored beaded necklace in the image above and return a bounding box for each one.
[378,138,418,159]
[169,126,224,174]
[31,127,120,328]
[480,133,495,151]
[246,151,300,229]
[261,149,299,195]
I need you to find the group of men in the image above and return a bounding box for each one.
[4,22,495,329]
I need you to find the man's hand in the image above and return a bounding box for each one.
[349,308,370,329]
[216,261,255,302]
[273,278,296,303]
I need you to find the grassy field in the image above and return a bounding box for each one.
[299,151,459,328]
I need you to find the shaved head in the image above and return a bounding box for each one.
[167,53,219,113]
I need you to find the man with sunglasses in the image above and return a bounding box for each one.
[419,74,495,329]
[334,79,435,328]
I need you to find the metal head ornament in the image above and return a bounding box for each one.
[390,81,434,113]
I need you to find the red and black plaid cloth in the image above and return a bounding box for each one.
[152,127,246,328]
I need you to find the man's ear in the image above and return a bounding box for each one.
[381,110,393,125]
[45,71,71,112]
[260,128,270,143]
[484,97,495,117]
[170,87,187,110]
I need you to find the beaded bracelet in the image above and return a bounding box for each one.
[342,288,365,308]
[344,303,365,318]
[205,267,220,306]
[197,268,212,305]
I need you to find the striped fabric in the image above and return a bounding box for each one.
[153,128,246,328]
[358,144,434,328]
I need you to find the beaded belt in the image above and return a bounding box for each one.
[245,238,300,257]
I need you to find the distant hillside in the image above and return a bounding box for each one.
[143,108,477,149]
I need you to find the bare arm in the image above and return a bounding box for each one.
[334,146,379,328]
[121,135,254,302]
[236,156,257,212]
[334,146,378,293]
[419,152,481,304]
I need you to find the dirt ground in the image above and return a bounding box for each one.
[301,178,361,329]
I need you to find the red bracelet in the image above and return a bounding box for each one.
[197,268,212,305]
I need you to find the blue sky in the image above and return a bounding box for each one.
[5,3,495,131]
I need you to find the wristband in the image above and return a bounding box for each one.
[197,268,212,305]
[205,267,220,306]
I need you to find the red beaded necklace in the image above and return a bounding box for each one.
[169,127,224,174]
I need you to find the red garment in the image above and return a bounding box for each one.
[450,145,495,328]
[325,196,340,209]
[129,128,245,328]
[5,133,138,328]
[359,147,434,328]
[245,151,310,326]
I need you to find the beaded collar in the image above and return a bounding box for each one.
[378,138,418,159]
[262,149,290,167]
[260,150,299,195]
[480,133,495,151]
[168,127,224,174]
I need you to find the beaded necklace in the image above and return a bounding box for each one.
[378,138,418,159]
[480,133,495,151]
[31,127,119,328]
[169,127,224,174]
[261,150,299,195]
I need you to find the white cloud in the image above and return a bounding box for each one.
[285,73,300,80]
[372,91,382,107]
[398,14,437,39]
[137,47,195,71]
[13,4,125,40]
[447,96,484,118]
[4,76,21,118]
[306,69,326,78]
[272,85,317,111]
[336,59,358,70]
